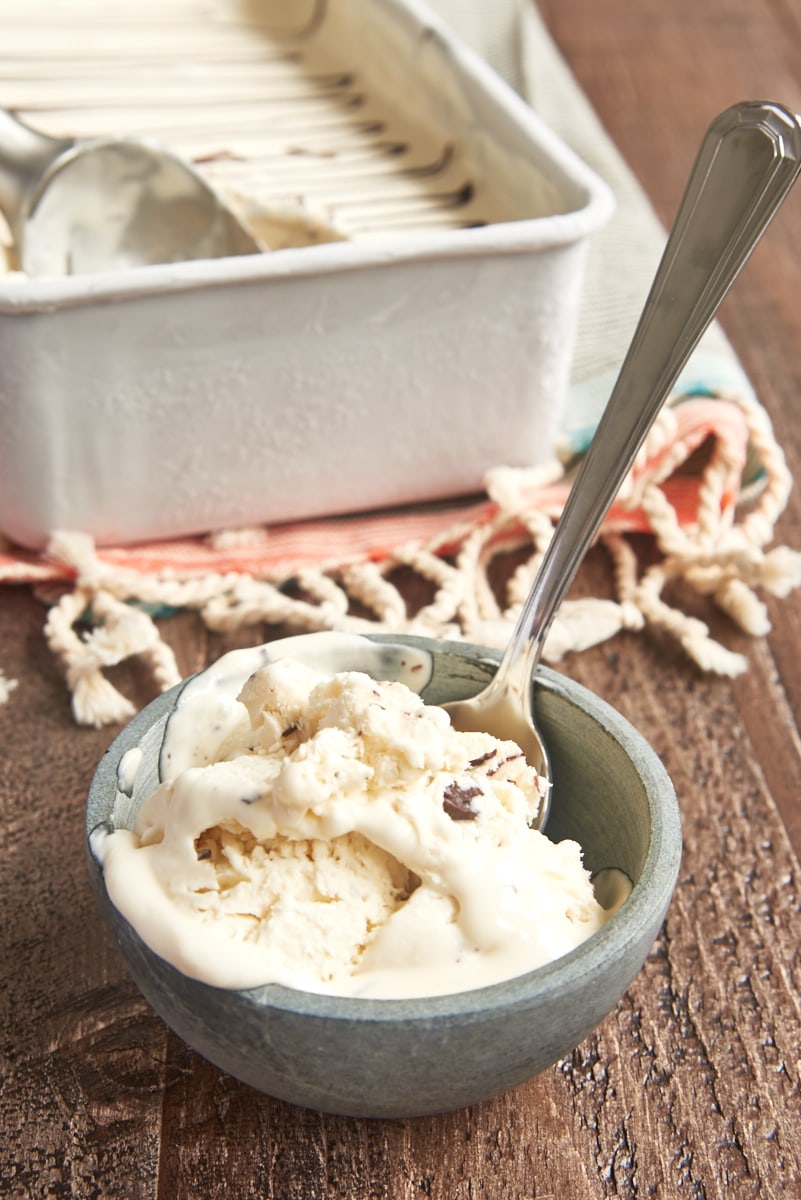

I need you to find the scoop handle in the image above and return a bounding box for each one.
[0,109,73,241]
[504,100,801,677]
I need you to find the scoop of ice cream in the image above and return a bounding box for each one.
[98,657,614,998]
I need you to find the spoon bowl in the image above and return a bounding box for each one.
[445,100,801,828]
[0,111,261,276]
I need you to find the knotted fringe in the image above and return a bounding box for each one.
[25,390,801,727]
[0,670,18,706]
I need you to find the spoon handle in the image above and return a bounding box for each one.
[0,110,73,241]
[502,100,801,680]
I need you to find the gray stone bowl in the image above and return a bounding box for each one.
[86,633,681,1119]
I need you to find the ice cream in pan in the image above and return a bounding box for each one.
[94,640,624,1000]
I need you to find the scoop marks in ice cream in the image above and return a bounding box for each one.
[96,640,621,998]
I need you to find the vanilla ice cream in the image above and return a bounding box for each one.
[95,636,620,999]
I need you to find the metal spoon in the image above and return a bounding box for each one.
[0,110,261,276]
[444,100,801,829]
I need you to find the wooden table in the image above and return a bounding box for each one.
[3,1,801,1196]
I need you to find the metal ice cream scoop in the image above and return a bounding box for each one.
[443,100,801,830]
[0,109,261,276]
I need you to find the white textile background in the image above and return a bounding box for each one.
[426,0,755,445]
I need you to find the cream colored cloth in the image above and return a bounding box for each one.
[431,0,751,431]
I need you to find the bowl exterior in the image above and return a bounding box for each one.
[86,636,681,1118]
[0,243,587,549]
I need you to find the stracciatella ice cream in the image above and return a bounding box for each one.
[95,636,622,999]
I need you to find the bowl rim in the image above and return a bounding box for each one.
[87,633,682,1022]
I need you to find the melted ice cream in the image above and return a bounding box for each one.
[95,635,624,999]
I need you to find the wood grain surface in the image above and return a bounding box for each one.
[3,1,801,1196]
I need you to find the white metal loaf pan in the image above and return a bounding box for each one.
[0,0,613,550]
